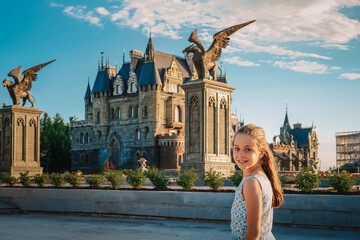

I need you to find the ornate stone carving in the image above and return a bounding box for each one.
[2,60,55,107]
[183,20,255,80]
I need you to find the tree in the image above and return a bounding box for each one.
[40,113,71,173]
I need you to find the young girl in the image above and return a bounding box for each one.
[231,124,283,240]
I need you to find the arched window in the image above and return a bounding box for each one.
[136,128,140,140]
[132,82,137,92]
[85,133,89,144]
[111,108,114,119]
[128,106,133,119]
[117,85,121,94]
[143,106,148,117]
[144,127,149,140]
[134,105,139,118]
[117,108,121,119]
[97,112,100,122]
[80,133,83,144]
[175,106,181,122]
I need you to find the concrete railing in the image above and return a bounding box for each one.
[0,188,359,229]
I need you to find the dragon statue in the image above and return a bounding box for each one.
[2,59,55,107]
[183,20,255,80]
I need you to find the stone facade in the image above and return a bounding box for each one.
[181,78,236,178]
[270,110,320,172]
[0,106,43,177]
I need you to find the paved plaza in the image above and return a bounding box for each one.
[0,213,359,240]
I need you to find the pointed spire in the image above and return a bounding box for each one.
[145,32,155,61]
[84,78,91,100]
[283,101,291,130]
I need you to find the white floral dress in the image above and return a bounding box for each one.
[231,175,275,240]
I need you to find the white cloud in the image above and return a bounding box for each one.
[338,73,360,80]
[63,6,102,26]
[95,7,110,16]
[49,2,63,8]
[273,60,329,74]
[224,56,260,67]
[330,66,342,71]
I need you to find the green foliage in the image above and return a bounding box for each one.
[126,169,146,189]
[86,175,104,189]
[33,174,49,187]
[105,170,124,189]
[230,170,243,187]
[1,173,18,187]
[295,168,321,192]
[49,173,65,187]
[40,113,71,173]
[64,173,82,188]
[145,167,170,190]
[329,171,356,193]
[19,171,32,187]
[204,168,224,191]
[279,175,287,188]
[176,168,198,191]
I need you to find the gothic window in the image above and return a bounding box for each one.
[136,128,141,140]
[117,107,121,119]
[208,96,216,154]
[131,82,137,92]
[144,127,149,140]
[97,112,100,122]
[85,133,89,144]
[175,106,182,122]
[219,97,227,154]
[113,75,123,95]
[134,105,139,118]
[80,133,83,144]
[117,85,121,94]
[128,106,133,118]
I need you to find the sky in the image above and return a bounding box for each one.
[1,0,359,171]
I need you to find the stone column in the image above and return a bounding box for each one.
[0,105,43,177]
[181,78,235,178]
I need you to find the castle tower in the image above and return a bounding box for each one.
[84,81,92,120]
[181,78,235,178]
[0,106,43,177]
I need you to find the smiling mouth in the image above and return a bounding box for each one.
[237,160,247,163]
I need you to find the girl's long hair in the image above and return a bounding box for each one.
[234,124,284,208]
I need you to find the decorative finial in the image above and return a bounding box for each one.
[101,52,104,69]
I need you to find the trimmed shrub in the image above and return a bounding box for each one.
[1,173,17,187]
[49,173,65,188]
[230,170,243,187]
[105,170,124,189]
[33,174,49,187]
[204,168,224,191]
[126,169,146,189]
[86,175,104,189]
[19,171,32,187]
[146,167,170,190]
[176,168,198,191]
[295,167,320,192]
[329,171,356,193]
[65,173,82,188]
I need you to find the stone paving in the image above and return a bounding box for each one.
[0,213,359,240]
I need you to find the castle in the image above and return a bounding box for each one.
[270,109,320,172]
[70,36,240,174]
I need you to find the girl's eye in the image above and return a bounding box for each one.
[234,147,240,151]
[245,148,252,152]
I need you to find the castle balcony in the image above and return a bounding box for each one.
[71,120,93,128]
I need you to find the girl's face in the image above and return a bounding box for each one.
[233,133,263,172]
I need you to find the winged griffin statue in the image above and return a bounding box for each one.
[183,20,255,80]
[2,59,55,107]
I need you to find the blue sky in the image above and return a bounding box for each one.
[1,0,359,171]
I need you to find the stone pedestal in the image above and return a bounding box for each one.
[0,106,43,177]
[181,78,235,178]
